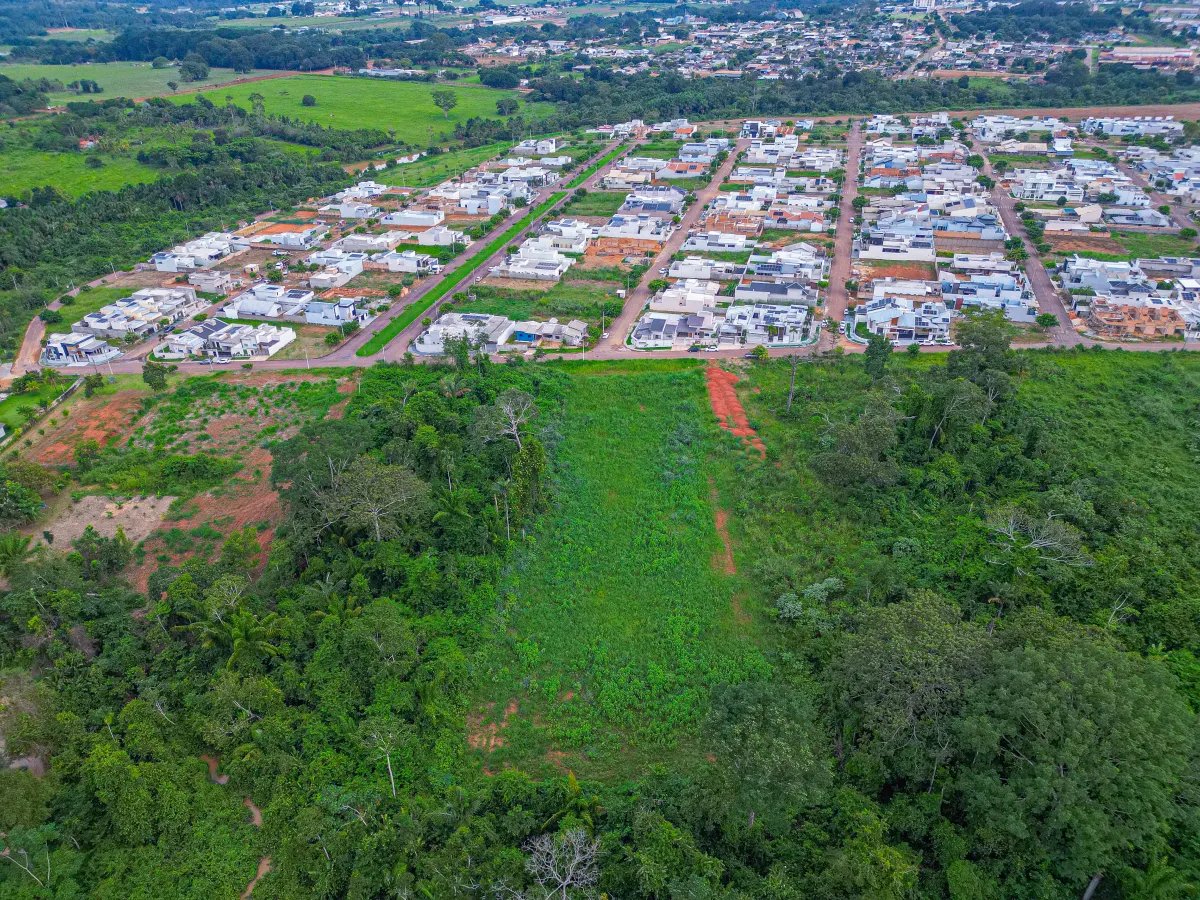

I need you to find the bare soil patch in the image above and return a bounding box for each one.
[705,366,766,458]
[29,392,146,466]
[854,260,939,282]
[467,699,520,752]
[35,494,176,549]
[1046,234,1127,255]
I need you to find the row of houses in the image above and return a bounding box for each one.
[854,253,1039,344]
[1057,255,1200,340]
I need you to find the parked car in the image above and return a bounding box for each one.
[838,322,846,334]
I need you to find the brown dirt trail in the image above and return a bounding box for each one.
[705,366,766,458]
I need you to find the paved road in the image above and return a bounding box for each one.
[823,121,862,330]
[597,139,747,351]
[11,138,624,380]
[1111,157,1194,230]
[983,152,1085,347]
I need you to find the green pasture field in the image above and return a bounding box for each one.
[0,380,76,431]
[474,363,770,777]
[0,148,160,198]
[372,142,507,188]
[0,62,286,103]
[181,74,553,141]
[1110,230,1200,260]
[32,28,116,42]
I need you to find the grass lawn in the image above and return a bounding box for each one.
[0,62,286,103]
[453,279,623,329]
[561,191,628,217]
[0,380,76,432]
[473,363,769,777]
[50,287,132,335]
[181,74,553,142]
[267,323,336,360]
[0,148,161,198]
[1110,230,1200,260]
[372,142,506,188]
[987,153,1052,169]
[33,28,116,42]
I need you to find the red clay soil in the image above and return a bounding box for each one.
[32,393,146,466]
[705,366,766,458]
[130,447,282,593]
[467,699,519,752]
[201,754,230,785]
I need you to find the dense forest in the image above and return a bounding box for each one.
[3,332,1200,899]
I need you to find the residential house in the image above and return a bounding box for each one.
[859,296,953,344]
[668,256,745,280]
[161,319,296,359]
[721,303,812,345]
[733,280,816,305]
[43,332,122,367]
[188,271,235,295]
[378,249,441,274]
[414,313,517,355]
[73,287,205,340]
[382,208,445,229]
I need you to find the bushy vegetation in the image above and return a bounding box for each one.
[4,338,1200,899]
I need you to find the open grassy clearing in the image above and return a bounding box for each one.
[474,363,769,778]
[0,62,286,103]
[561,191,628,217]
[453,279,623,329]
[181,74,554,141]
[32,28,117,42]
[0,148,161,198]
[0,379,76,432]
[370,142,506,187]
[1110,229,1200,260]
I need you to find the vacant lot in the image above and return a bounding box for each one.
[454,279,623,330]
[561,191,628,218]
[0,148,161,198]
[0,62,285,102]
[181,75,554,141]
[370,143,506,188]
[475,361,768,778]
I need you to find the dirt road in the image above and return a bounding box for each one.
[982,152,1084,346]
[823,122,862,330]
[598,139,746,351]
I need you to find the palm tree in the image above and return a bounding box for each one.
[0,533,34,578]
[188,609,281,669]
[432,488,472,537]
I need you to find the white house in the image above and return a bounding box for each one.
[382,208,445,229]
[378,249,441,274]
[414,313,516,355]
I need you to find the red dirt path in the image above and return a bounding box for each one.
[705,366,766,458]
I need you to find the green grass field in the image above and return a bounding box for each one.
[372,142,506,188]
[453,280,622,329]
[0,148,160,198]
[560,191,628,217]
[1110,230,1200,260]
[0,379,76,432]
[0,62,287,103]
[32,28,116,42]
[180,75,552,142]
[474,362,769,777]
